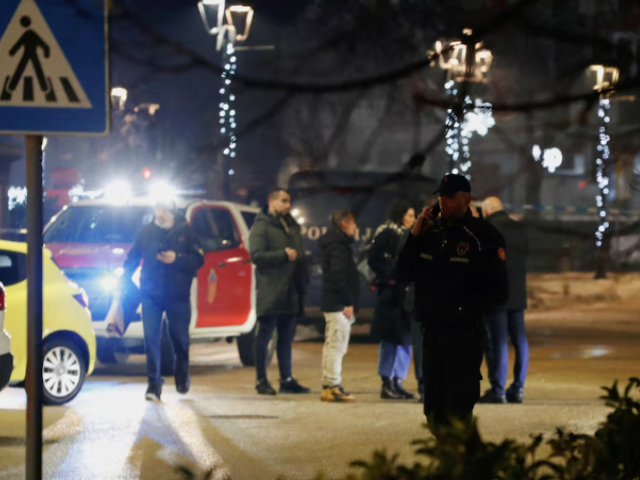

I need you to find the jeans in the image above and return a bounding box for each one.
[321,312,355,386]
[484,309,529,396]
[255,314,297,382]
[378,341,412,379]
[141,295,191,387]
[411,319,424,395]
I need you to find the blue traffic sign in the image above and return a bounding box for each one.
[0,0,108,135]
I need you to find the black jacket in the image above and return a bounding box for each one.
[396,211,508,333]
[123,218,204,302]
[368,224,413,346]
[249,207,308,317]
[485,210,528,310]
[320,228,360,313]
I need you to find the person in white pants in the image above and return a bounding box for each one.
[319,210,360,402]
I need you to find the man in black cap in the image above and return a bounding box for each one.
[123,200,204,401]
[396,174,508,435]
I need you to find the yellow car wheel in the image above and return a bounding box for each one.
[40,337,87,405]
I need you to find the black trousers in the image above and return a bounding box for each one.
[423,323,484,434]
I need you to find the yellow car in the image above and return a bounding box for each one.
[1,240,96,405]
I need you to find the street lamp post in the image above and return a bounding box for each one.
[198,1,254,200]
[430,29,493,174]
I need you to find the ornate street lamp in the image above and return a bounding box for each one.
[430,29,494,174]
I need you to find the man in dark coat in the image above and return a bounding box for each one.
[397,174,508,435]
[479,197,529,404]
[123,200,204,401]
[249,188,310,396]
[319,210,359,402]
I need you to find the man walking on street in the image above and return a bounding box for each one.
[479,197,529,404]
[319,210,359,402]
[123,200,204,401]
[397,174,508,435]
[249,188,310,396]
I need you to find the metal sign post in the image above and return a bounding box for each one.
[25,134,43,480]
[0,1,108,478]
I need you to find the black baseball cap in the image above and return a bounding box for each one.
[434,174,471,196]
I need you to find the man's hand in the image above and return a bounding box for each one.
[343,306,354,320]
[157,251,177,264]
[411,205,436,237]
[285,247,298,262]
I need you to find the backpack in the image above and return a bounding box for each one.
[356,236,376,285]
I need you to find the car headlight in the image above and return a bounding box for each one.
[101,274,120,292]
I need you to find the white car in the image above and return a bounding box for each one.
[0,283,12,391]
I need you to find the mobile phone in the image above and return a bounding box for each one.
[431,202,441,217]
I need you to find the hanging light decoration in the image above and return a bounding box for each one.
[595,97,612,247]
[219,41,238,162]
[432,30,492,175]
[589,65,619,248]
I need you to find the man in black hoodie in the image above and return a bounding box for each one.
[319,210,359,402]
[123,200,204,401]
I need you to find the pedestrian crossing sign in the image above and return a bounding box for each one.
[0,0,108,135]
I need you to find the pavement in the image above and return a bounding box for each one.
[1,300,639,480]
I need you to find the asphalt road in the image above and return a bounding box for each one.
[1,302,639,480]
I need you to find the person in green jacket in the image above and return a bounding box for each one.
[249,188,311,395]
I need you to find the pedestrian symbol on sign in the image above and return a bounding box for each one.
[0,0,91,108]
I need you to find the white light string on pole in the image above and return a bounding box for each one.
[433,30,493,175]
[595,97,612,247]
[219,40,238,175]
[589,65,619,248]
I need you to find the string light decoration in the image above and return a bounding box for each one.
[198,2,254,192]
[433,30,493,175]
[219,41,239,173]
[443,94,494,174]
[595,97,612,247]
[589,65,619,248]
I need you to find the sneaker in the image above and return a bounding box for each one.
[321,385,355,403]
[478,389,507,404]
[506,387,524,404]
[393,378,416,400]
[145,384,162,402]
[176,372,190,395]
[279,378,311,394]
[256,379,277,395]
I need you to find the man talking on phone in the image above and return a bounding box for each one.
[123,200,204,401]
[396,174,508,435]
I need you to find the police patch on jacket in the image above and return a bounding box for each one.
[457,242,470,256]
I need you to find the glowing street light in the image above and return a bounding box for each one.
[589,65,620,92]
[432,29,493,84]
[110,87,128,111]
[225,6,254,42]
